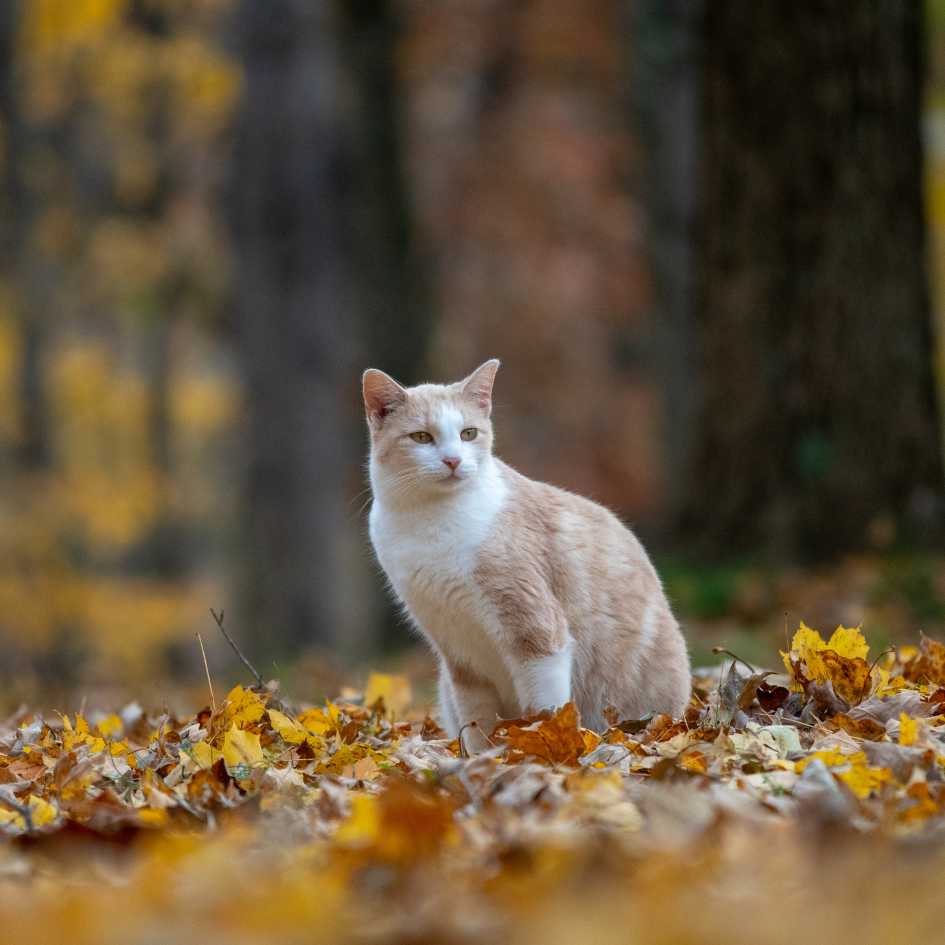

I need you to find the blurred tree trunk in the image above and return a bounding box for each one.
[339,1,431,388]
[624,0,702,530]
[339,1,431,648]
[688,2,943,557]
[0,0,50,472]
[230,1,419,661]
[230,0,354,661]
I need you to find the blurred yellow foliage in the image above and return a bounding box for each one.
[0,312,20,440]
[20,0,127,56]
[364,673,413,717]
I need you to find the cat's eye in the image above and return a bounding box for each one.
[409,431,434,444]
[460,428,478,441]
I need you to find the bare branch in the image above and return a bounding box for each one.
[209,608,263,688]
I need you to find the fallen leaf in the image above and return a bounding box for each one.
[364,673,412,717]
[222,725,264,770]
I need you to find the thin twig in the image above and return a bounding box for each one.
[712,647,756,676]
[195,631,217,712]
[0,791,33,832]
[863,646,896,700]
[209,609,263,688]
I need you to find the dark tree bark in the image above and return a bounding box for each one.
[228,1,424,660]
[230,0,357,661]
[624,0,702,531]
[0,0,51,472]
[688,2,943,557]
[339,1,431,388]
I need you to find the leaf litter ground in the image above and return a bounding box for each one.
[5,625,945,944]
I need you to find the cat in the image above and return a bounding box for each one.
[363,359,690,750]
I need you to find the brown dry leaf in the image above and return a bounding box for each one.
[737,672,776,711]
[833,713,886,741]
[755,682,789,712]
[819,650,872,705]
[498,703,597,766]
[903,634,945,687]
[335,777,457,865]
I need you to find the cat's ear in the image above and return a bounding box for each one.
[461,359,500,415]
[363,369,407,425]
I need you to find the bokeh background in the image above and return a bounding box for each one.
[1,0,944,710]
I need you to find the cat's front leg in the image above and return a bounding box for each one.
[437,666,460,738]
[511,640,573,715]
[441,663,503,753]
[478,561,573,716]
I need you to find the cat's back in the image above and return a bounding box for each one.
[478,463,671,633]
[485,460,659,590]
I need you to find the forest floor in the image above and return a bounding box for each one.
[4,623,945,944]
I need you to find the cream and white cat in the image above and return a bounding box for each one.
[363,360,690,749]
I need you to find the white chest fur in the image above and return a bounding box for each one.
[369,460,511,691]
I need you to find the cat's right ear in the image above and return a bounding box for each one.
[362,369,407,426]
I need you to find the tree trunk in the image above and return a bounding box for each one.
[229,0,371,662]
[624,0,702,530]
[689,1,943,557]
[0,0,51,472]
[339,1,431,388]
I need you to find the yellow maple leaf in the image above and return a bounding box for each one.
[781,622,827,684]
[899,644,919,662]
[222,725,264,770]
[224,685,266,726]
[189,740,223,769]
[781,622,871,703]
[27,794,57,828]
[137,808,169,828]
[679,750,707,774]
[60,712,107,753]
[86,736,106,754]
[298,707,333,737]
[795,749,892,799]
[318,742,384,776]
[899,712,919,746]
[795,749,860,773]
[364,673,412,716]
[826,626,870,660]
[268,709,307,745]
[875,667,910,696]
[837,763,893,800]
[96,714,123,737]
[335,794,380,846]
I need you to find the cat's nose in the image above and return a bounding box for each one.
[442,456,462,471]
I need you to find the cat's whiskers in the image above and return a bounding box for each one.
[352,470,421,518]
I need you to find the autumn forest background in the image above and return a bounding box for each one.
[1,0,945,710]
[5,3,945,943]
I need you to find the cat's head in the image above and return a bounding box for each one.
[362,360,500,498]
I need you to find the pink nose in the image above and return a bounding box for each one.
[442,456,461,471]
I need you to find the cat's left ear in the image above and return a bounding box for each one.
[461,359,500,415]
